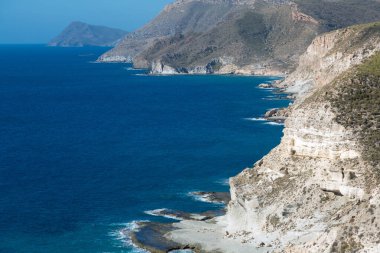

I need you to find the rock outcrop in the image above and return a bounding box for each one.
[149,58,286,75]
[49,21,128,47]
[279,22,380,96]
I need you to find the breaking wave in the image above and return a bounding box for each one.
[108,221,148,253]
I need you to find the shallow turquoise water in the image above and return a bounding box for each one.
[0,45,289,253]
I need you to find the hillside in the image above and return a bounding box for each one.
[98,0,248,63]
[136,3,319,75]
[98,0,380,75]
[49,22,128,47]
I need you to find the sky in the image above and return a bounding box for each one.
[0,0,173,44]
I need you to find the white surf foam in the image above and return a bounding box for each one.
[244,117,267,122]
[125,67,146,71]
[259,87,275,90]
[108,221,148,253]
[216,178,229,186]
[144,208,184,221]
[265,121,284,126]
[187,192,224,205]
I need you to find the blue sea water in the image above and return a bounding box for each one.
[0,45,289,253]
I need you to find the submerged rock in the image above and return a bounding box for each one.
[189,191,231,205]
[264,108,289,123]
[258,83,272,88]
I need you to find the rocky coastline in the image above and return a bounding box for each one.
[125,21,380,253]
[149,59,285,76]
[129,192,230,253]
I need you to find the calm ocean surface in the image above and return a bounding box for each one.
[0,45,289,253]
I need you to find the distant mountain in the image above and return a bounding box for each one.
[49,21,128,47]
[98,0,380,75]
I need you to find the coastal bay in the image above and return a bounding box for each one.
[0,45,289,253]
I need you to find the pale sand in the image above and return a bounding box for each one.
[166,217,270,253]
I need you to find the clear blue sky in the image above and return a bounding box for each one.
[0,0,173,44]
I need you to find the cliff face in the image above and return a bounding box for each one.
[226,23,380,252]
[49,22,128,47]
[280,22,380,96]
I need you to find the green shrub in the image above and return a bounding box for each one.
[327,53,380,169]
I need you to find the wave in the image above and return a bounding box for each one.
[187,192,225,205]
[245,117,284,126]
[215,178,229,186]
[265,121,284,126]
[259,87,275,90]
[108,221,148,253]
[125,67,146,71]
[144,208,184,221]
[244,117,267,122]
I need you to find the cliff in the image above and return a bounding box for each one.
[49,21,128,47]
[225,22,380,252]
[279,22,380,96]
[161,22,380,253]
[98,0,380,75]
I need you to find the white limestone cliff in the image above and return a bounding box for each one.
[280,24,380,96]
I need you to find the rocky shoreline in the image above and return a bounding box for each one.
[117,60,286,77]
[130,192,230,253]
[149,59,286,77]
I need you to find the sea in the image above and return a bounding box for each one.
[0,45,290,253]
